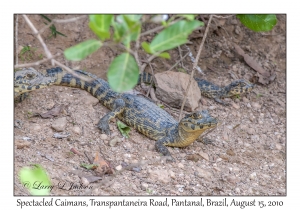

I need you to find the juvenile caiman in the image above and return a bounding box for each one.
[139,72,255,105]
[14,67,218,160]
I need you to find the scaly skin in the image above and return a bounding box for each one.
[14,67,218,160]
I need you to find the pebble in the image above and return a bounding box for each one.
[72,126,81,135]
[246,103,252,108]
[243,97,250,103]
[141,183,148,191]
[81,177,90,187]
[232,102,240,109]
[249,172,257,180]
[51,117,67,132]
[169,170,176,179]
[209,106,216,110]
[247,128,255,135]
[100,134,108,140]
[148,169,170,183]
[15,140,31,149]
[196,167,212,180]
[115,165,122,171]
[235,188,241,194]
[178,163,184,168]
[32,124,42,131]
[251,102,261,110]
[199,151,209,161]
[109,137,122,147]
[275,143,282,150]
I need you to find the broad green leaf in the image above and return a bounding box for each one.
[89,15,113,40]
[64,39,102,61]
[117,120,131,138]
[149,20,203,53]
[107,53,139,92]
[141,42,153,54]
[178,14,195,21]
[19,165,51,195]
[158,52,170,59]
[236,14,277,32]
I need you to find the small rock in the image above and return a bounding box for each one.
[83,94,99,106]
[141,183,148,191]
[169,170,176,179]
[100,134,108,140]
[72,126,81,135]
[247,128,255,135]
[231,19,238,25]
[147,144,155,151]
[109,137,122,147]
[115,165,122,171]
[246,103,252,108]
[226,175,240,184]
[178,163,184,168]
[243,97,250,103]
[199,151,209,161]
[148,169,170,183]
[226,149,235,156]
[249,172,257,180]
[81,177,90,187]
[196,167,212,180]
[51,117,67,132]
[32,124,42,131]
[232,102,240,109]
[275,143,282,150]
[251,102,261,110]
[235,188,241,194]
[15,140,31,149]
[209,106,216,110]
[178,187,184,193]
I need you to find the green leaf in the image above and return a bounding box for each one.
[158,103,164,109]
[64,39,102,61]
[149,20,203,53]
[19,164,51,195]
[89,15,113,40]
[158,52,170,59]
[115,15,141,47]
[80,163,98,170]
[107,53,139,92]
[112,20,124,42]
[236,14,277,32]
[141,42,153,54]
[178,14,195,21]
[117,120,131,138]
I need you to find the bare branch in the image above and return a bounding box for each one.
[212,15,234,19]
[167,52,189,72]
[22,15,53,63]
[140,18,183,37]
[178,15,213,120]
[14,53,61,68]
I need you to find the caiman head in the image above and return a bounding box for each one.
[14,68,56,95]
[176,110,218,147]
[223,79,255,98]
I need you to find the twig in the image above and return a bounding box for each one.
[177,46,184,68]
[141,51,164,72]
[140,18,183,37]
[22,15,53,64]
[134,32,142,70]
[185,45,204,75]
[38,15,87,35]
[167,52,189,72]
[21,15,93,82]
[178,15,213,120]
[15,15,19,65]
[14,53,61,68]
[212,15,234,19]
[146,63,155,97]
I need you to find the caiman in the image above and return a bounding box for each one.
[14,67,218,160]
[139,72,255,105]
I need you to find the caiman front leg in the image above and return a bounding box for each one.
[155,138,175,162]
[97,98,125,136]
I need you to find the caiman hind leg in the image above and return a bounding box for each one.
[97,98,125,136]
